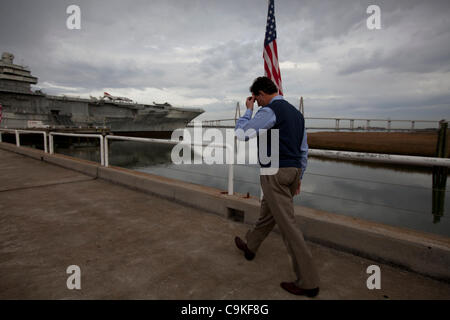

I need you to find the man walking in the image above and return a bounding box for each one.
[234,76,320,297]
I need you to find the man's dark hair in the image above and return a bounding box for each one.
[249,76,278,95]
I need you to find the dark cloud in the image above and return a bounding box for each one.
[337,1,450,75]
[1,0,449,119]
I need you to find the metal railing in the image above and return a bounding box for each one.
[1,130,449,199]
[0,129,48,153]
[49,132,105,166]
[308,149,450,167]
[105,135,235,195]
[0,130,234,194]
[188,118,441,131]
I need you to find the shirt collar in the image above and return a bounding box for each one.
[269,95,284,104]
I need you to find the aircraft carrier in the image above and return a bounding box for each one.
[0,52,204,138]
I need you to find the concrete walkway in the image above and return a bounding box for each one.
[0,148,449,299]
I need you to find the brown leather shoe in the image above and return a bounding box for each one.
[234,236,255,261]
[280,282,320,297]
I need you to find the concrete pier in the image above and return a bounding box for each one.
[0,144,449,299]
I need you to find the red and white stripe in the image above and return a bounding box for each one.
[264,40,283,95]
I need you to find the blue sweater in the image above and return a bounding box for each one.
[258,99,305,168]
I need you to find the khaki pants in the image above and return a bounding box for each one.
[246,167,320,289]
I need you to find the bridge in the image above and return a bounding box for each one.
[188,117,441,131]
[187,101,442,131]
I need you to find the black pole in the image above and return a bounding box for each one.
[432,120,448,223]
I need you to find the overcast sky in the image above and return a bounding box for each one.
[1,0,449,121]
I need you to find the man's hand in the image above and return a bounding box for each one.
[295,180,301,195]
[246,96,255,110]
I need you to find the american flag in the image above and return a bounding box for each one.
[264,0,283,95]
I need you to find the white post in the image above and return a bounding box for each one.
[49,134,54,154]
[99,135,105,166]
[105,136,109,167]
[43,132,48,153]
[223,143,234,195]
[228,163,233,195]
[15,130,20,147]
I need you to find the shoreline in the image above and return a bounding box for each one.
[308,131,449,158]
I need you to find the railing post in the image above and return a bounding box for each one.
[224,143,234,195]
[105,136,109,167]
[387,120,391,132]
[411,121,415,130]
[350,119,354,131]
[49,133,54,154]
[99,135,105,166]
[433,119,448,223]
[228,163,234,195]
[335,119,340,131]
[15,130,20,147]
[0,132,2,143]
[436,120,448,158]
[43,132,48,153]
[366,120,371,131]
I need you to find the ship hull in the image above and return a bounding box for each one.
[0,91,203,134]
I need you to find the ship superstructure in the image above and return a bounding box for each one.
[0,52,203,136]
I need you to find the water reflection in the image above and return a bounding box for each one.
[54,140,450,238]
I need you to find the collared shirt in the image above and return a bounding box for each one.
[235,95,308,179]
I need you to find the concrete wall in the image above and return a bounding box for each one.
[1,141,449,281]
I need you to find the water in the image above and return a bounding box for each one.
[55,139,450,238]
